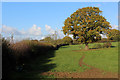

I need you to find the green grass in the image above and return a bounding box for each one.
[83,42,118,72]
[9,42,118,79]
[48,45,89,72]
[48,42,118,73]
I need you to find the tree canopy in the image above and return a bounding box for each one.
[107,29,120,41]
[44,37,54,42]
[62,7,111,50]
[63,36,73,44]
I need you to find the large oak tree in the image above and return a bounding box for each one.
[62,7,111,50]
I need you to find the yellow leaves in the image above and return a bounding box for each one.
[87,20,91,23]
[88,30,92,33]
[82,25,86,28]
[109,25,112,28]
[62,6,111,44]
[75,31,79,34]
[71,31,75,34]
[96,32,99,34]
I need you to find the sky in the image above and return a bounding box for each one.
[1,2,118,41]
[1,0,119,2]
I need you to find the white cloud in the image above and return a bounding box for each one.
[113,25,118,28]
[1,24,65,41]
[1,24,42,36]
[111,25,118,30]
[45,25,55,34]
[44,25,65,39]
[28,24,42,36]
[2,25,21,35]
[1,24,42,41]
[19,29,26,35]
[57,29,64,39]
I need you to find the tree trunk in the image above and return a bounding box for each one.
[85,43,89,50]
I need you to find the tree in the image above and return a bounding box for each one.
[113,35,120,42]
[56,39,64,45]
[44,37,54,42]
[62,7,111,50]
[63,36,73,44]
[107,29,120,41]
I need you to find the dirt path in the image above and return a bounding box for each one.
[41,54,118,78]
[78,54,118,78]
[79,54,99,70]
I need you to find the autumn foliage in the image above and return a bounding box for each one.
[107,29,120,41]
[63,36,73,44]
[62,7,111,50]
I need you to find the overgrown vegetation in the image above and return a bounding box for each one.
[2,35,74,79]
[92,44,103,49]
[107,29,120,41]
[2,38,16,78]
[92,42,112,49]
[2,38,55,79]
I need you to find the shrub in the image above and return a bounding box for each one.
[44,37,54,42]
[6,40,54,72]
[3,38,65,78]
[63,36,73,45]
[103,42,112,48]
[113,35,120,42]
[92,44,102,49]
[10,40,54,64]
[2,38,16,78]
[31,40,38,42]
[10,40,32,65]
[3,37,69,76]
[56,39,64,45]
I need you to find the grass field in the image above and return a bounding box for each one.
[10,42,118,79]
[83,42,118,72]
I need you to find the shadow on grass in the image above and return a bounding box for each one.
[110,46,116,48]
[61,46,69,48]
[8,50,56,79]
[55,44,69,49]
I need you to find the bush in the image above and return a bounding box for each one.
[92,44,102,49]
[56,39,64,45]
[3,37,70,78]
[2,39,55,74]
[10,40,54,65]
[103,42,112,48]
[63,36,73,45]
[10,40,32,66]
[2,38,16,78]
[113,35,120,42]
[44,37,54,43]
